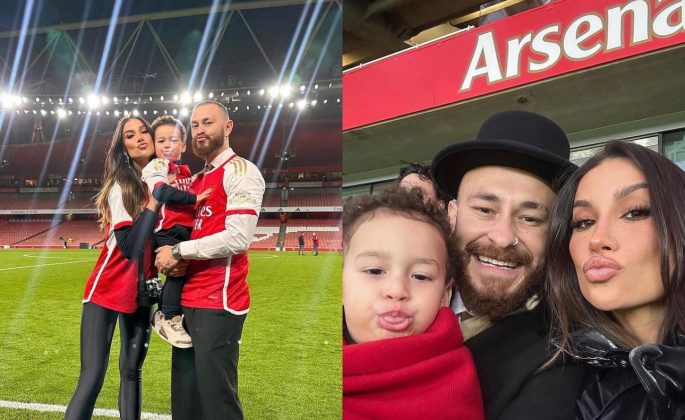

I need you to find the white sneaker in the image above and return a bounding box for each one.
[151,310,193,348]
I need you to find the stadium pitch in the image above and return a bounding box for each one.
[0,249,341,419]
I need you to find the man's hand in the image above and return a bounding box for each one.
[155,245,179,274]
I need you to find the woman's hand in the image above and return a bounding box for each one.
[196,188,213,203]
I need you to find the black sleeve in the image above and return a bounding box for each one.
[152,184,197,206]
[113,208,158,260]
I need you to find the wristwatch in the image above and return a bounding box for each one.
[171,244,183,261]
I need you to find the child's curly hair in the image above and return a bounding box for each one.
[343,186,462,289]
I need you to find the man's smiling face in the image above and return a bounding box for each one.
[451,165,556,319]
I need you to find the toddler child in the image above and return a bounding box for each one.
[343,187,484,420]
[141,115,211,348]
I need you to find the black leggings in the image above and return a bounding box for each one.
[65,302,153,420]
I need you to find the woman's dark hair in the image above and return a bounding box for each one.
[94,117,153,229]
[343,186,462,289]
[546,140,685,359]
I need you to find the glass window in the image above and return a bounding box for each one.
[663,129,685,171]
[570,136,659,166]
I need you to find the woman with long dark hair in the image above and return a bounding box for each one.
[546,140,685,419]
[65,117,160,420]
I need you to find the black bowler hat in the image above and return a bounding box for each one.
[431,110,577,199]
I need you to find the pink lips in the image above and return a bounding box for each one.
[582,256,621,282]
[377,310,412,332]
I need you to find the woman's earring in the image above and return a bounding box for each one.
[122,152,131,168]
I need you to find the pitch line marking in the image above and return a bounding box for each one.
[0,399,171,419]
[22,253,93,260]
[0,259,93,272]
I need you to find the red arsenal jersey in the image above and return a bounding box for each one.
[83,183,156,313]
[156,162,195,231]
[181,151,264,313]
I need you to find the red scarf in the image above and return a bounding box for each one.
[343,307,484,420]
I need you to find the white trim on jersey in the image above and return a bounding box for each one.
[222,254,249,315]
[83,232,116,303]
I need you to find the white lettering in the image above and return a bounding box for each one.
[653,0,685,37]
[194,219,203,230]
[529,25,561,72]
[505,33,533,78]
[607,1,650,50]
[461,32,503,91]
[564,14,603,59]
[198,205,213,218]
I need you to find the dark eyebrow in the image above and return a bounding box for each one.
[468,192,499,202]
[520,201,546,211]
[573,199,591,209]
[615,182,648,200]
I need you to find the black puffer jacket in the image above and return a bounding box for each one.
[562,330,685,419]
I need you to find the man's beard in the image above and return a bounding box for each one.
[192,132,224,157]
[456,241,545,320]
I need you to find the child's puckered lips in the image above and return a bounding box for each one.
[377,309,413,332]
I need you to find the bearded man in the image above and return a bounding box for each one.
[155,100,265,419]
[432,111,589,420]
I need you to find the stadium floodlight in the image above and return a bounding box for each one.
[297,99,306,110]
[50,110,55,115]
[208,92,214,99]
[1,93,13,109]
[300,85,305,92]
[96,111,101,116]
[101,96,109,105]
[78,97,85,104]
[221,92,225,97]
[132,109,139,116]
[22,97,28,103]
[143,110,147,115]
[40,109,47,116]
[311,100,317,107]
[259,88,265,96]
[68,97,74,103]
[268,86,278,98]
[193,91,203,102]
[160,96,164,101]
[113,97,118,103]
[77,111,82,115]
[57,108,67,119]
[114,110,120,117]
[35,97,40,102]
[314,84,319,90]
[246,106,250,110]
[48,98,53,103]
[257,105,261,109]
[124,110,130,116]
[24,109,29,114]
[337,98,340,103]
[32,109,37,114]
[279,84,292,98]
[323,99,328,104]
[68,110,73,115]
[173,94,179,101]
[149,96,153,101]
[87,94,100,109]
[246,90,251,95]
[180,107,189,116]
[153,110,158,115]
[172,108,178,115]
[105,110,110,115]
[180,92,192,104]
[125,97,130,102]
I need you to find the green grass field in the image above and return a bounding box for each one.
[0,249,341,419]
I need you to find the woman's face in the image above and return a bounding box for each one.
[122,119,154,163]
[569,158,665,328]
